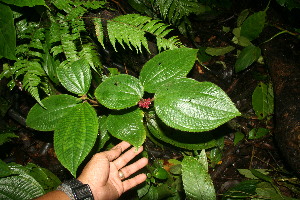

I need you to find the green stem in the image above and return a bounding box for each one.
[261,30,288,45]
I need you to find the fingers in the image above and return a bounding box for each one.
[102,141,131,162]
[113,145,144,169]
[122,173,147,193]
[119,157,148,179]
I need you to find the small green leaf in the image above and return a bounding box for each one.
[235,45,261,73]
[250,169,273,183]
[154,78,241,132]
[240,10,266,41]
[205,46,235,56]
[57,59,92,96]
[0,0,45,7]
[153,167,168,180]
[95,74,143,110]
[26,94,81,131]
[237,9,250,27]
[140,48,198,93]
[0,3,16,60]
[182,156,216,200]
[54,102,99,177]
[234,131,244,145]
[248,128,269,139]
[107,108,146,147]
[252,82,274,119]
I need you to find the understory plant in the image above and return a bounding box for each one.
[0,0,242,199]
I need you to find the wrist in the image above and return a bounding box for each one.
[57,178,94,200]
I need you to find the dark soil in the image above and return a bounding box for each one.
[1,0,300,199]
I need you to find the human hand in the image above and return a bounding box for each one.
[77,141,148,200]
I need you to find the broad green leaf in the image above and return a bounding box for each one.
[95,74,143,110]
[107,108,145,147]
[0,0,45,7]
[154,78,241,132]
[146,111,217,150]
[205,46,235,56]
[0,3,16,60]
[139,48,198,93]
[248,127,269,139]
[182,156,216,200]
[26,94,81,131]
[254,182,297,200]
[252,82,274,119]
[222,180,260,200]
[0,174,44,200]
[54,102,98,177]
[235,45,261,73]
[240,11,266,41]
[57,59,92,95]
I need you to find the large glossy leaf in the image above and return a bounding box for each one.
[26,94,81,131]
[0,174,44,200]
[235,45,261,73]
[0,0,45,7]
[57,59,92,96]
[146,111,217,150]
[54,102,99,177]
[182,156,216,200]
[240,10,266,41]
[252,82,274,119]
[154,78,241,132]
[107,108,146,147]
[139,48,198,93]
[0,3,16,60]
[95,74,144,110]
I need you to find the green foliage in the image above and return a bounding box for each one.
[103,14,183,52]
[0,3,16,60]
[182,153,216,200]
[0,162,61,200]
[95,74,144,110]
[140,48,198,93]
[54,102,98,176]
[0,132,18,145]
[252,82,274,120]
[0,0,45,7]
[154,78,240,132]
[1,1,241,198]
[235,45,261,73]
[275,0,300,10]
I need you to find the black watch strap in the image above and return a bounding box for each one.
[57,179,94,200]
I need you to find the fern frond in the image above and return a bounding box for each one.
[79,43,102,72]
[155,0,202,24]
[93,18,105,48]
[105,14,183,53]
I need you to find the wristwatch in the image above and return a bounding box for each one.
[57,179,94,200]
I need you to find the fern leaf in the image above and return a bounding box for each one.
[106,14,182,53]
[79,43,102,72]
[93,18,105,48]
[155,0,202,24]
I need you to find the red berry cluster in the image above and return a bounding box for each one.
[138,98,152,109]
